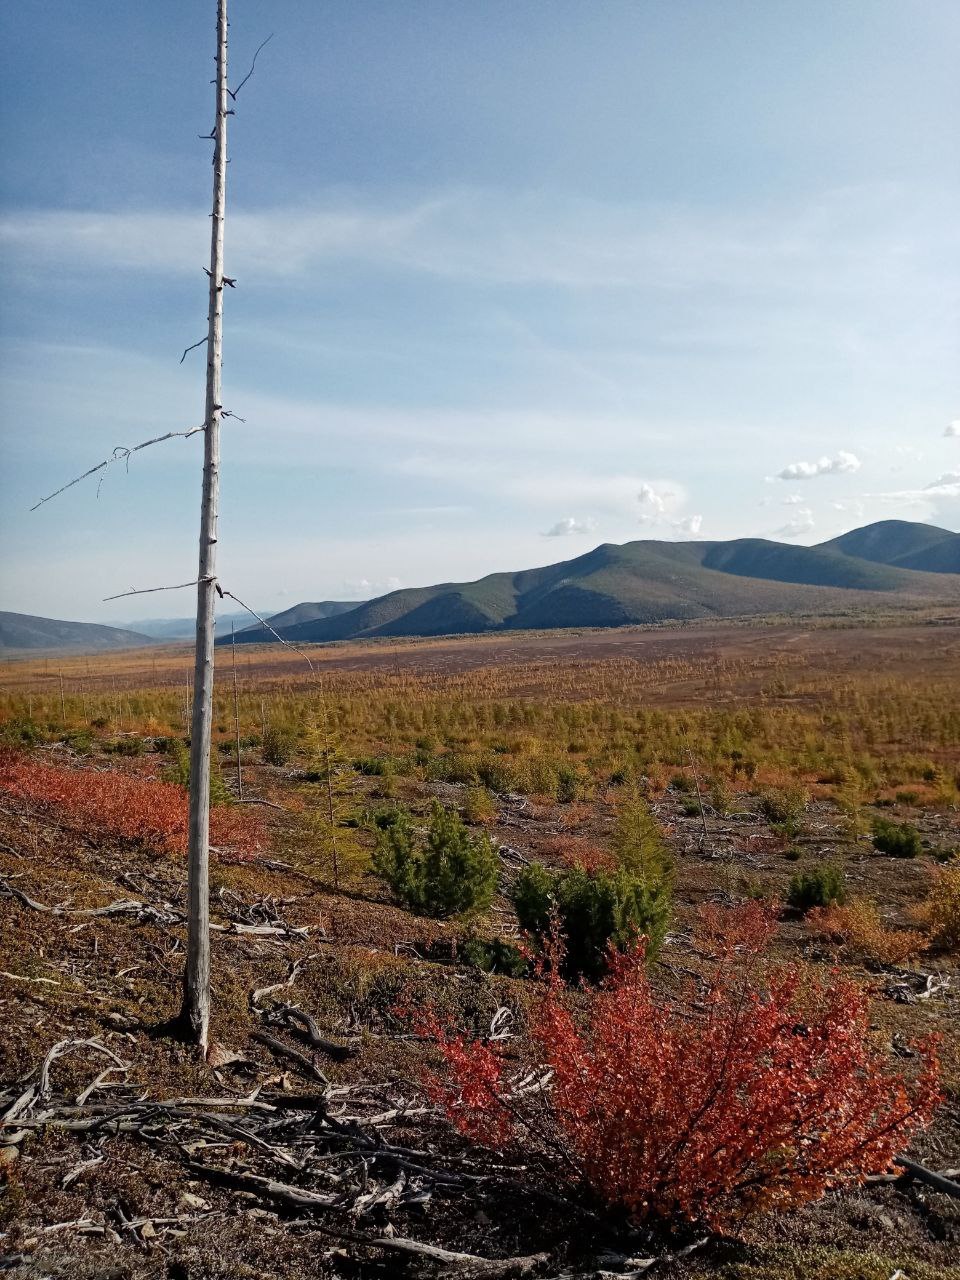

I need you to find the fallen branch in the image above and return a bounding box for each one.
[251,1030,331,1086]
[894,1157,960,1199]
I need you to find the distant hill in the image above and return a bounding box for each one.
[225,521,960,647]
[0,611,154,653]
[127,610,258,641]
[820,520,960,574]
[232,600,364,643]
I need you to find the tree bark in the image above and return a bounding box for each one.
[181,0,228,1051]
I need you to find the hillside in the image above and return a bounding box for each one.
[232,599,364,642]
[0,611,154,653]
[821,520,960,573]
[226,521,960,646]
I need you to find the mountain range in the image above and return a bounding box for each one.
[4,521,957,654]
[0,612,154,653]
[227,520,960,646]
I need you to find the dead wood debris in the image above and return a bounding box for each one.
[1,1038,716,1277]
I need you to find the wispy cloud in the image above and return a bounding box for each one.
[543,516,598,537]
[340,575,401,600]
[775,451,861,480]
[924,471,960,494]
[772,507,816,538]
[1,185,950,298]
[946,421,960,438]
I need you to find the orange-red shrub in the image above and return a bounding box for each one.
[807,900,925,967]
[0,750,263,856]
[539,835,615,873]
[418,902,940,1229]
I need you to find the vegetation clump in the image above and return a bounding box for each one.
[924,863,960,954]
[758,785,807,833]
[262,723,297,766]
[460,934,528,978]
[787,862,846,915]
[807,899,925,966]
[162,738,233,806]
[417,904,940,1230]
[871,816,923,858]
[0,749,260,854]
[373,800,498,918]
[512,861,670,982]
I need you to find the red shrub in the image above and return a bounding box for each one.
[0,750,262,856]
[419,902,940,1229]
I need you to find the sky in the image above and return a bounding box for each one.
[1,0,958,624]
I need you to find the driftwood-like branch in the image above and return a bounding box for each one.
[333,1229,550,1277]
[250,955,314,1007]
[265,1003,358,1062]
[894,1157,960,1200]
[103,578,208,602]
[179,335,209,364]
[251,1030,331,1086]
[228,32,274,99]
[30,425,206,511]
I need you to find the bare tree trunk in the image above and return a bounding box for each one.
[181,0,228,1051]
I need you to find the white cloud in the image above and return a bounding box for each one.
[340,575,402,600]
[924,471,960,494]
[775,451,861,480]
[672,514,703,537]
[637,483,667,515]
[945,421,960,438]
[781,493,804,505]
[832,499,866,520]
[772,507,815,538]
[544,516,598,537]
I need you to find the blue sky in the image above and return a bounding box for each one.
[1,0,958,623]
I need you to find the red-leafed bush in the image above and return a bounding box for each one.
[417,902,940,1229]
[0,749,263,856]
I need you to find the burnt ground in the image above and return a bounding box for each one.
[1,743,959,1280]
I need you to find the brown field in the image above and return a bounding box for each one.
[1,617,959,1278]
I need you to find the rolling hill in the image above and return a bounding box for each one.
[0,611,154,653]
[226,520,960,647]
[819,520,960,574]
[233,600,365,642]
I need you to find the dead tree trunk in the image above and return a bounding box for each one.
[181,0,229,1051]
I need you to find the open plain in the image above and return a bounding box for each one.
[1,616,959,1278]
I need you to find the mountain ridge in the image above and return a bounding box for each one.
[0,612,155,653]
[226,520,960,646]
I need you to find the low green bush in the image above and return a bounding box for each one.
[512,861,671,983]
[872,817,922,858]
[262,724,297,767]
[0,719,44,748]
[460,935,528,978]
[64,729,94,756]
[555,762,583,804]
[758,786,807,826]
[373,801,498,918]
[353,755,395,777]
[475,755,516,794]
[787,863,846,914]
[462,786,496,824]
[162,739,232,805]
